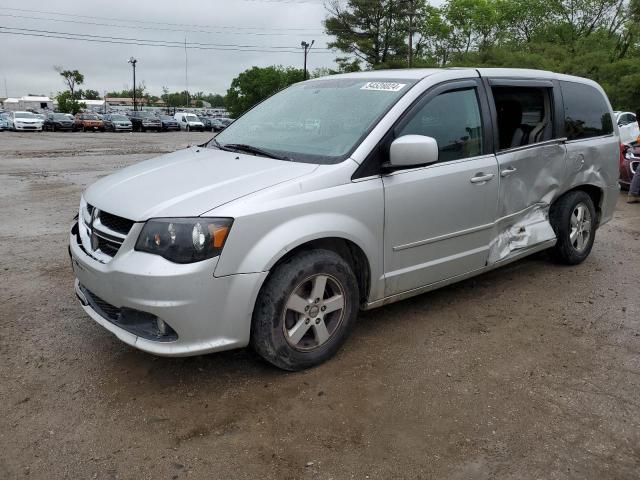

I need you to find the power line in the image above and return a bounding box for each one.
[0,13,333,38]
[0,28,335,54]
[0,6,329,33]
[0,26,334,52]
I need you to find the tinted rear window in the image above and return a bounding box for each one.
[560,81,613,140]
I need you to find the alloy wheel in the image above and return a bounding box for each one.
[570,202,592,252]
[282,274,346,351]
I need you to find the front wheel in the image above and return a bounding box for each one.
[549,191,597,265]
[251,250,359,371]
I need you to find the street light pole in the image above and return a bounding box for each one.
[301,40,314,80]
[407,0,416,67]
[128,57,137,111]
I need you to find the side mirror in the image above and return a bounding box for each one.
[387,135,439,170]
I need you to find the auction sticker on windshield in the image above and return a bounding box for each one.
[361,82,406,92]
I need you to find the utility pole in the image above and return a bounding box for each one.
[301,40,314,80]
[407,0,416,67]
[184,37,190,109]
[128,57,137,111]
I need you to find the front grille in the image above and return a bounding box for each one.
[83,204,134,259]
[99,211,134,236]
[97,236,121,256]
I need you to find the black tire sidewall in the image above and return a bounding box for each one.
[550,191,597,265]
[251,249,360,371]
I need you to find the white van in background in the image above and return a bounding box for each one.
[174,112,205,131]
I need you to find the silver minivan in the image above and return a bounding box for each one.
[70,68,619,370]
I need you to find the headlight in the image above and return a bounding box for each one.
[135,218,233,263]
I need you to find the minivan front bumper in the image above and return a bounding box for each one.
[69,220,267,356]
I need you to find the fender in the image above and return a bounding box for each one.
[212,177,386,302]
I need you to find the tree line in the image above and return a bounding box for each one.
[324,0,640,110]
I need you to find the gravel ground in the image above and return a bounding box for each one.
[1,131,639,480]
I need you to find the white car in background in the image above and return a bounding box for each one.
[174,112,205,131]
[9,111,44,131]
[614,111,639,144]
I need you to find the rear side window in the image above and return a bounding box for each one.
[560,81,613,140]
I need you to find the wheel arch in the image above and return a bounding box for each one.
[265,237,372,307]
[555,184,604,227]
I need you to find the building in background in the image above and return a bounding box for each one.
[1,95,53,111]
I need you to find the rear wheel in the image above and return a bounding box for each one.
[549,190,597,265]
[251,249,359,371]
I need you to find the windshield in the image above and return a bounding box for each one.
[111,115,128,121]
[15,112,36,119]
[53,114,68,120]
[213,78,415,163]
[84,114,99,120]
[185,114,199,122]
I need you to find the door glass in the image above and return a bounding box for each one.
[491,86,553,150]
[396,89,483,162]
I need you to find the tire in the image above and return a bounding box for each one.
[251,249,360,371]
[549,190,597,265]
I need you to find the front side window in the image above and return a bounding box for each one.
[214,78,416,164]
[560,81,613,140]
[395,88,483,163]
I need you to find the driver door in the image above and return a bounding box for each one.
[383,80,499,296]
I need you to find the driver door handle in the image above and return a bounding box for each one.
[500,166,517,177]
[470,173,495,184]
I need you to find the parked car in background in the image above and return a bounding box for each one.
[198,116,216,131]
[210,118,226,132]
[129,111,162,132]
[74,113,105,132]
[103,114,133,132]
[615,111,640,145]
[70,68,619,370]
[219,118,234,128]
[8,111,44,131]
[174,112,204,131]
[620,143,640,190]
[158,115,180,131]
[0,113,9,131]
[44,112,74,131]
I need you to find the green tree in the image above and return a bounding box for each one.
[324,0,426,68]
[225,66,304,117]
[82,89,101,100]
[55,91,85,114]
[54,67,84,99]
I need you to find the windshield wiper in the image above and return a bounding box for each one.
[220,143,291,161]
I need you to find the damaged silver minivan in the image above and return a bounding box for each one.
[70,68,619,370]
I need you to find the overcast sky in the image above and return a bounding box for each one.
[0,0,337,98]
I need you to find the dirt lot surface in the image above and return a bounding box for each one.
[1,131,639,479]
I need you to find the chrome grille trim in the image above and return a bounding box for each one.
[78,199,135,261]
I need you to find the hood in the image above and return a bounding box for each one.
[83,147,318,221]
[16,118,41,123]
